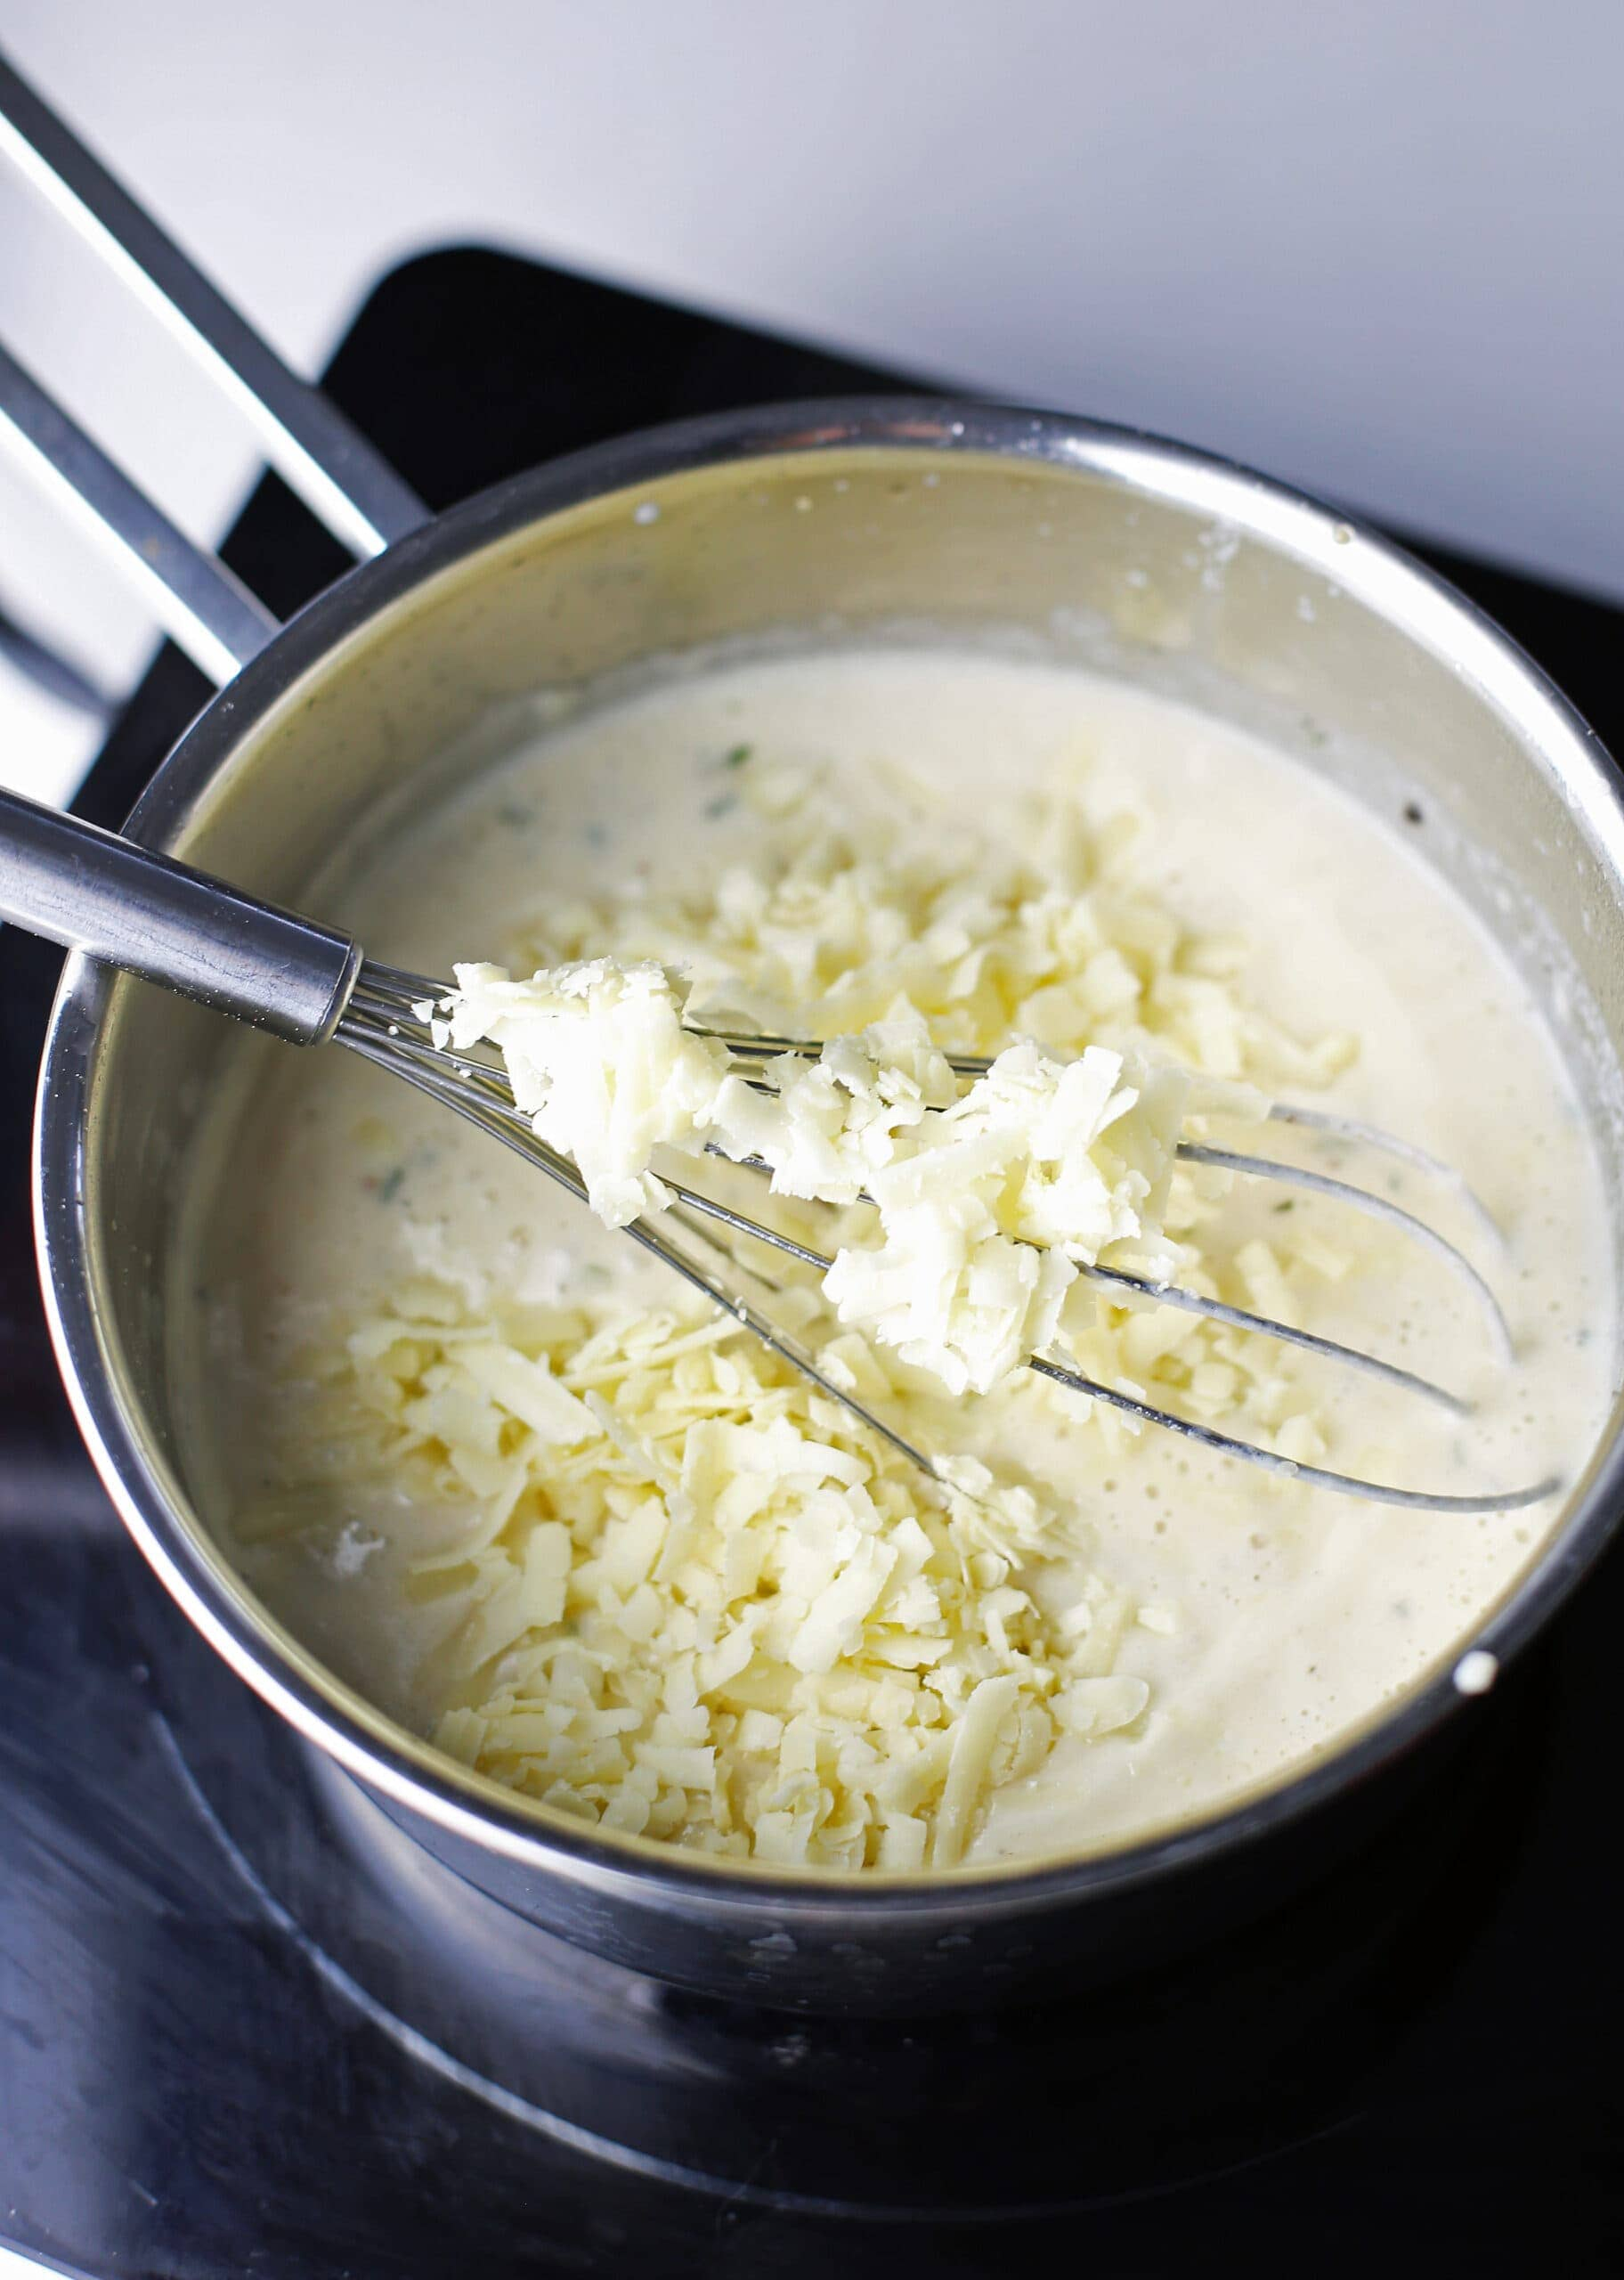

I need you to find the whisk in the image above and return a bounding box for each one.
[0,784,1555,1517]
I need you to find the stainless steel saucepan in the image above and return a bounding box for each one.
[4,53,1623,2016]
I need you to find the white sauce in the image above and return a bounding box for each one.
[171,647,1618,1868]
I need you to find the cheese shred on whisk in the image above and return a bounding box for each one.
[444,960,1204,1397]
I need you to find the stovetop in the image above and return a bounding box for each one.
[3,247,1623,2277]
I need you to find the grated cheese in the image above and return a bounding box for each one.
[264,761,1368,1867]
[444,958,731,1226]
[427,765,1363,1463]
[284,1277,1157,1868]
[821,1037,1190,1394]
[443,969,1193,1397]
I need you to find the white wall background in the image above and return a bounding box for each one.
[2,0,1623,803]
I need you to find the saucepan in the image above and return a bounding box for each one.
[4,53,1624,2018]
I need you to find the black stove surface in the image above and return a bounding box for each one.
[3,248,1623,2277]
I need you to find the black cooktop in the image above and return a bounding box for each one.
[3,248,1623,2278]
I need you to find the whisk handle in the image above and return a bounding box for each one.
[0,785,360,1045]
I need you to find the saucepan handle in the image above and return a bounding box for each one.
[0,780,360,1043]
[0,48,428,688]
[0,340,280,686]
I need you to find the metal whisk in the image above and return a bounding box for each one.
[342,965,1554,1517]
[0,785,1554,1518]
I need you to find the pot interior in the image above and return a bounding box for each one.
[63,422,1624,1886]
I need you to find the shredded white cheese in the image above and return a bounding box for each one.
[498,772,1354,1095]
[823,1038,1190,1395]
[442,969,1193,1396]
[433,764,1355,1456]
[263,762,1362,1867]
[444,958,730,1226]
[706,1010,958,1204]
[283,1280,1151,1868]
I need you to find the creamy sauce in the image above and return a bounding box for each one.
[171,648,1618,1867]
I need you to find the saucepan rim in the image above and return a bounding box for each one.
[33,395,1624,1921]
